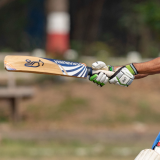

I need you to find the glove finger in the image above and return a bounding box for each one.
[92,61,106,69]
[96,72,104,81]
[92,70,114,77]
[100,74,108,84]
[102,76,109,84]
[109,77,118,84]
[115,82,120,85]
[89,74,98,81]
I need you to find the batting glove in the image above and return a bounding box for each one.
[89,61,114,87]
[109,64,138,87]
[135,132,160,160]
[135,149,160,160]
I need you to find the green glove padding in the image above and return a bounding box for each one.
[89,74,105,86]
[126,64,138,75]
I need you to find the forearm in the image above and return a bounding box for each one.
[134,74,148,79]
[114,58,160,79]
[134,57,160,75]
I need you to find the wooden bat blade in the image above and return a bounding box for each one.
[4,55,89,78]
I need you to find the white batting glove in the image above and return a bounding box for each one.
[89,61,114,87]
[135,149,160,160]
[109,64,138,87]
[92,61,114,71]
[135,132,160,160]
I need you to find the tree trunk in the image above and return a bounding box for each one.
[72,0,105,43]
[139,25,151,57]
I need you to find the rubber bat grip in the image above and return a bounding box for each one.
[87,67,92,76]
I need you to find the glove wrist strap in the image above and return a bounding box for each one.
[107,65,114,71]
[126,63,138,75]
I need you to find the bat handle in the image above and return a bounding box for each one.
[87,67,93,76]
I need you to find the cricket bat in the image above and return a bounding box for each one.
[4,55,113,78]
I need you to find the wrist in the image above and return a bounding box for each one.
[108,64,138,75]
[126,63,138,75]
[107,65,114,71]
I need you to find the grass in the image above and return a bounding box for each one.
[0,138,151,160]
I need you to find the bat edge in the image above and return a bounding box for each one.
[5,68,87,79]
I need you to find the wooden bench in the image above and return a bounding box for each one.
[0,72,34,122]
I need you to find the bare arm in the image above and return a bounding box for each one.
[114,57,160,79]
[133,57,160,79]
[134,74,148,79]
[134,57,160,74]
[113,57,160,79]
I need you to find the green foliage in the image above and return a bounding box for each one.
[0,1,29,51]
[134,1,160,32]
[88,42,112,56]
[70,40,113,58]
[84,41,113,59]
[70,40,84,56]
[120,1,160,32]
[118,0,160,57]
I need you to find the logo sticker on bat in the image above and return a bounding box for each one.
[25,59,44,67]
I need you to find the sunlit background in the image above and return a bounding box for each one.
[0,0,160,160]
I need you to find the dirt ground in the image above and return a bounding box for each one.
[0,74,159,140]
[25,75,160,128]
[0,75,159,159]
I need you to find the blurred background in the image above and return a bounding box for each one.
[0,0,160,160]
